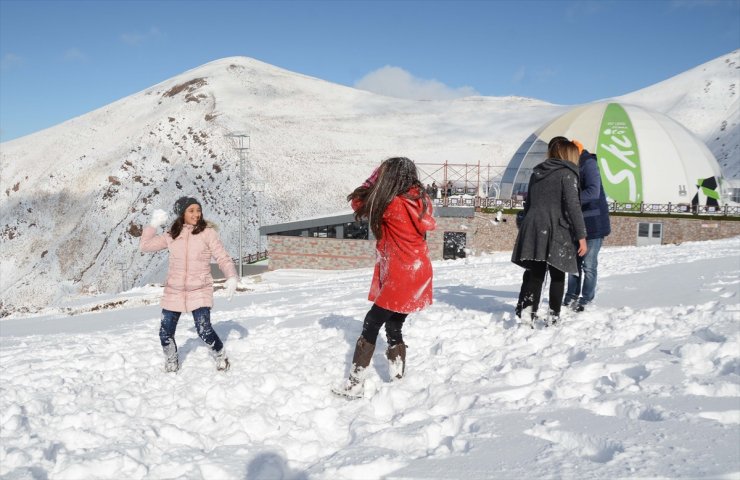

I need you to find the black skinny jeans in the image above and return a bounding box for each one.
[516,262,566,317]
[361,304,408,346]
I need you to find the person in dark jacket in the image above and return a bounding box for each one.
[563,142,611,312]
[512,139,587,327]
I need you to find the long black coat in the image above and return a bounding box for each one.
[511,158,587,274]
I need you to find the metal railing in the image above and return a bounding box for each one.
[432,197,740,217]
[234,250,269,265]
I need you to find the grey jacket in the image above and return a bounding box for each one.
[511,158,587,274]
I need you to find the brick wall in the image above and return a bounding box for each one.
[267,213,740,270]
[468,212,740,251]
[470,213,518,253]
[602,215,740,246]
[268,235,376,270]
[427,216,476,260]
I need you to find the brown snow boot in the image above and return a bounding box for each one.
[348,336,375,386]
[332,336,375,399]
[386,343,407,380]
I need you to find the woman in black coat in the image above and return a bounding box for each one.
[512,138,587,327]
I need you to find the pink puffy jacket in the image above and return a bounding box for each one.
[140,224,237,312]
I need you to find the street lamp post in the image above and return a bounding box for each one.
[249,181,265,254]
[226,133,250,278]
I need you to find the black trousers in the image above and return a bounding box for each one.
[360,304,408,346]
[515,262,566,317]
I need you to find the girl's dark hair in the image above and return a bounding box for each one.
[169,210,208,239]
[347,157,429,239]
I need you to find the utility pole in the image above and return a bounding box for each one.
[226,133,250,278]
[249,181,265,254]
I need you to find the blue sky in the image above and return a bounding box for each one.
[1,0,738,141]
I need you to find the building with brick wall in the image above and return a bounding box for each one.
[260,208,740,271]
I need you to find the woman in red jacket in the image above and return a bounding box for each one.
[333,157,436,398]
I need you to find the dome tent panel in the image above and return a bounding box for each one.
[624,104,722,204]
[645,106,723,203]
[500,102,724,205]
[539,103,605,152]
[499,133,544,200]
[498,104,607,199]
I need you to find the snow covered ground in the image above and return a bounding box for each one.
[1,237,739,479]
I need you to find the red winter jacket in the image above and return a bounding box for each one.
[353,188,436,313]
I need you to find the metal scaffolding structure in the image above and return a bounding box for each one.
[415,161,507,206]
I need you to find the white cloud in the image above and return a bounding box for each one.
[510,66,557,85]
[1,53,23,71]
[670,0,727,8]
[512,66,526,84]
[354,66,478,100]
[62,48,87,62]
[121,27,163,46]
[565,0,611,21]
[536,67,557,82]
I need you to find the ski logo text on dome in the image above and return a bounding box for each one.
[596,103,643,203]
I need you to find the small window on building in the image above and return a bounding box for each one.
[274,229,305,237]
[652,223,662,238]
[311,225,334,238]
[344,221,369,240]
[731,188,740,204]
[638,223,650,237]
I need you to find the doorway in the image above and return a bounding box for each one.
[637,222,663,246]
[443,232,467,260]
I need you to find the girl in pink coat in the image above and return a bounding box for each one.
[333,157,436,398]
[140,197,238,373]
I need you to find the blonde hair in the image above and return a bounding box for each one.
[548,140,580,165]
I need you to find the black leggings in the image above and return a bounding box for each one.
[360,304,408,346]
[516,263,566,317]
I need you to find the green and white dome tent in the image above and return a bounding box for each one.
[499,102,725,206]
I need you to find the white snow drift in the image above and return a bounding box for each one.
[1,237,738,479]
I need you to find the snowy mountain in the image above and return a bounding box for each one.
[618,50,740,178]
[1,238,738,478]
[1,51,738,316]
